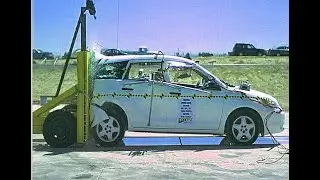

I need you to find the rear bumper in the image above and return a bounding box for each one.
[263,110,285,135]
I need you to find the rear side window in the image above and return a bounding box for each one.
[235,44,245,49]
[95,61,129,79]
[124,62,162,81]
[277,46,288,50]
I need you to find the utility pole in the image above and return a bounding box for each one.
[116,0,120,49]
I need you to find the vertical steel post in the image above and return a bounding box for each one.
[76,7,90,144]
[76,52,90,143]
[81,7,87,51]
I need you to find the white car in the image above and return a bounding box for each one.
[90,55,285,146]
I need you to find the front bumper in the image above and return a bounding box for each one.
[263,110,285,135]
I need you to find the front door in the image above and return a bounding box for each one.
[162,62,224,131]
[175,87,224,130]
[247,44,257,55]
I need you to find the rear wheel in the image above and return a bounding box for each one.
[227,110,260,145]
[92,108,125,147]
[43,110,76,148]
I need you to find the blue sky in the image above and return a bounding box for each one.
[32,0,289,55]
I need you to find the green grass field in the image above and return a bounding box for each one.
[32,56,289,110]
[196,56,289,65]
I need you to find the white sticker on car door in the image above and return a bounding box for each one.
[178,98,194,124]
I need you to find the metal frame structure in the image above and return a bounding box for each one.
[33,1,96,145]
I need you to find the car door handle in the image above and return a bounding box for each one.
[170,92,181,95]
[122,88,134,91]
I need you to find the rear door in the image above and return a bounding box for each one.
[150,82,181,129]
[93,60,154,129]
[122,60,164,128]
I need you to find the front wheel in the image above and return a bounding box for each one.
[227,110,260,145]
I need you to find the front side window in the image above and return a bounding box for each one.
[95,61,128,79]
[248,44,255,49]
[166,62,207,86]
[277,46,288,50]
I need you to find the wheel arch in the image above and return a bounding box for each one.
[101,101,128,130]
[223,107,264,136]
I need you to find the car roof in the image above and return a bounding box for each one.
[102,48,119,51]
[235,43,250,45]
[277,45,289,48]
[99,55,195,65]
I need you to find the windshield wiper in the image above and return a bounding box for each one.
[220,79,235,87]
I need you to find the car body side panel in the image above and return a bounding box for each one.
[216,89,283,135]
[170,85,225,130]
[91,56,285,137]
[120,80,154,128]
[91,79,152,129]
[150,81,180,128]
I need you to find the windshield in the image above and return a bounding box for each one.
[193,63,229,89]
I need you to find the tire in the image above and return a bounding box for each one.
[92,108,126,147]
[43,110,76,148]
[226,110,260,145]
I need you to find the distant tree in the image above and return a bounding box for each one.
[184,53,192,60]
[198,52,213,57]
